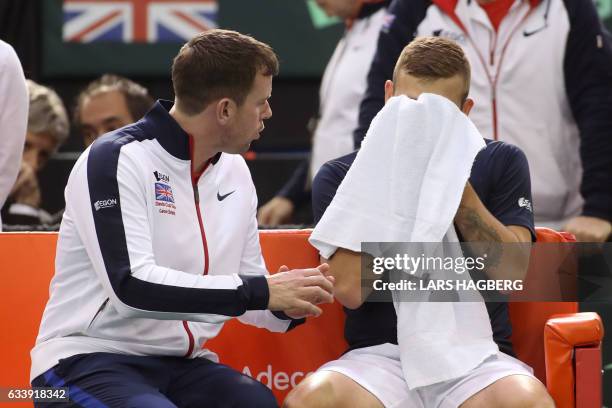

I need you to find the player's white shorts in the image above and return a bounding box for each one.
[318,343,538,408]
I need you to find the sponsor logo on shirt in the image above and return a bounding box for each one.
[518,197,533,212]
[153,170,170,183]
[94,198,118,211]
[217,189,235,201]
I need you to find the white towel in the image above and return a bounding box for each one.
[310,94,498,388]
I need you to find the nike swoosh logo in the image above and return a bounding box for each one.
[217,190,235,201]
[523,26,546,37]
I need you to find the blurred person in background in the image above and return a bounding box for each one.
[1,79,68,227]
[0,39,28,231]
[257,0,389,226]
[354,0,612,242]
[74,74,154,147]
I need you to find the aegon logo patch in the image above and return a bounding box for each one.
[518,197,533,212]
[94,198,118,211]
[153,170,170,183]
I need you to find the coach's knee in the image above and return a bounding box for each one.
[126,394,177,408]
[229,376,278,408]
[283,374,336,408]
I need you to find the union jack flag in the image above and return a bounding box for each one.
[155,182,175,203]
[63,0,218,43]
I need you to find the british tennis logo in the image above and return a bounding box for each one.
[155,183,174,203]
[155,181,176,216]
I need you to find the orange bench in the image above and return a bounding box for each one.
[0,229,603,407]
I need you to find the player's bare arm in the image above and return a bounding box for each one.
[455,181,531,281]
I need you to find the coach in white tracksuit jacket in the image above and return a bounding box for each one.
[30,30,332,408]
[32,100,302,377]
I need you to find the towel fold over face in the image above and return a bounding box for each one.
[310,93,499,388]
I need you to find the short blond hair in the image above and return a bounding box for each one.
[394,37,471,103]
[27,80,69,146]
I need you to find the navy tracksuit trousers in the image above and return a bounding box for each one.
[31,352,278,408]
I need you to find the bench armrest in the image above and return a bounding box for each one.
[544,312,603,408]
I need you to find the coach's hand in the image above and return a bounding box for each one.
[267,264,334,319]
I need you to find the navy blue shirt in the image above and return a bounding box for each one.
[312,139,535,356]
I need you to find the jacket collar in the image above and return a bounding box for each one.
[140,100,190,160]
[139,100,221,165]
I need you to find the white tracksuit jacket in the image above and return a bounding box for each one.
[31,101,300,381]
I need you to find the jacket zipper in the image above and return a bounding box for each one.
[451,7,536,141]
[191,176,210,277]
[182,135,211,358]
[489,29,497,66]
[491,89,498,140]
[87,298,109,329]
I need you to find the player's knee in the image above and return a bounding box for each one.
[512,389,555,408]
[229,376,278,408]
[283,375,336,408]
[503,379,555,408]
[463,375,555,408]
[534,393,556,408]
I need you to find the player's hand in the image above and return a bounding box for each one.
[267,264,334,319]
[563,216,611,242]
[10,162,41,208]
[257,196,294,226]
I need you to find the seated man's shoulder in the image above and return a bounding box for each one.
[312,151,359,222]
[481,139,528,162]
[476,140,530,178]
[214,153,255,187]
[314,151,358,186]
[88,124,147,158]
[218,152,248,172]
